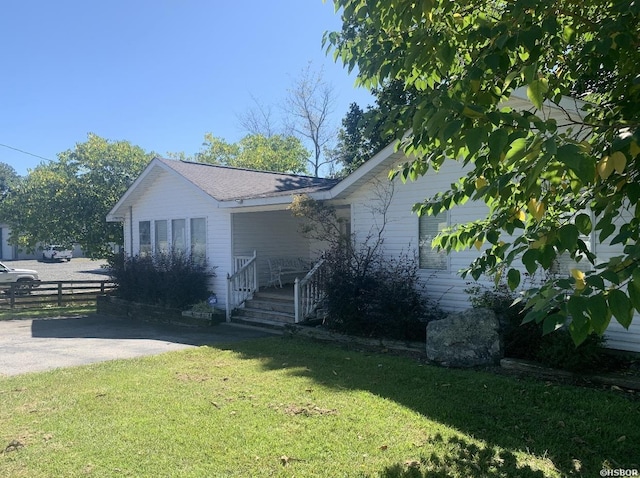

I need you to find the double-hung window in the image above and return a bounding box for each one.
[139,221,151,255]
[418,213,449,270]
[190,218,206,262]
[172,219,186,254]
[155,220,168,253]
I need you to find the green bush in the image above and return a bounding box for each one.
[107,251,216,310]
[536,331,607,373]
[323,243,443,341]
[466,283,607,372]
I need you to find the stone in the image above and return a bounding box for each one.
[426,308,502,367]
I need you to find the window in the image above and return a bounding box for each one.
[190,218,206,261]
[155,220,168,253]
[139,221,151,255]
[172,219,186,253]
[419,214,448,270]
[552,214,595,275]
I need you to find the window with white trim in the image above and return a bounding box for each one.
[139,221,151,255]
[419,213,449,270]
[190,218,206,261]
[155,220,168,253]
[172,219,186,253]
[551,213,595,275]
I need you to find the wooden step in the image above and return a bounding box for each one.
[234,307,296,323]
[244,298,295,314]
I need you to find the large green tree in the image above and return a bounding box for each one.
[0,162,21,197]
[335,80,418,174]
[327,0,640,344]
[0,134,152,258]
[194,133,310,174]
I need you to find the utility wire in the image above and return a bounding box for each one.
[0,143,54,162]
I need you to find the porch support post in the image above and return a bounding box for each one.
[294,277,300,323]
[252,250,258,293]
[225,272,232,322]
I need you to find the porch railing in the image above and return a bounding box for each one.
[294,257,327,323]
[226,251,258,321]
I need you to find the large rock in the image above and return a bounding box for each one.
[426,308,502,367]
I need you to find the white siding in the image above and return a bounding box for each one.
[349,160,493,312]
[127,170,231,305]
[232,210,314,286]
[349,159,640,352]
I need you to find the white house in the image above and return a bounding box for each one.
[107,95,639,352]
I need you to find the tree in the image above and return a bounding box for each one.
[335,80,418,174]
[0,162,21,197]
[326,0,640,344]
[0,134,152,257]
[284,64,337,177]
[237,95,280,138]
[194,133,309,174]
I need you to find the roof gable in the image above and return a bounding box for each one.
[107,157,341,220]
[159,159,339,201]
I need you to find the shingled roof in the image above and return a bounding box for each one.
[158,158,340,201]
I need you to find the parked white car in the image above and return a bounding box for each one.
[0,261,40,292]
[42,245,73,262]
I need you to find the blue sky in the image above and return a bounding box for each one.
[0,1,373,176]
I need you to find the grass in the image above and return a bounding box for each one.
[0,336,638,477]
[0,304,96,321]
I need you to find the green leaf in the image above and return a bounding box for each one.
[558,224,579,252]
[587,293,611,335]
[522,249,539,275]
[629,280,640,313]
[557,144,594,185]
[542,313,564,335]
[527,79,549,109]
[488,129,509,160]
[574,213,592,235]
[465,128,486,157]
[507,268,521,290]
[599,222,616,242]
[504,137,527,163]
[608,289,633,328]
[567,295,588,324]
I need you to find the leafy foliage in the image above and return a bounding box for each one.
[190,133,309,174]
[0,162,21,197]
[0,134,152,257]
[323,240,443,341]
[107,250,215,310]
[327,0,640,344]
[467,283,607,372]
[335,80,418,174]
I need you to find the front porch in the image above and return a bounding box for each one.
[223,206,339,326]
[226,253,328,327]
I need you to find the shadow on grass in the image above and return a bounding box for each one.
[381,434,546,478]
[218,335,639,477]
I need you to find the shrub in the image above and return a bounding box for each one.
[107,251,216,310]
[323,242,443,341]
[536,331,607,373]
[466,282,607,371]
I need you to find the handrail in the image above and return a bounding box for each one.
[294,257,327,323]
[226,251,258,321]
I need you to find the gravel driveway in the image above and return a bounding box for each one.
[4,258,110,282]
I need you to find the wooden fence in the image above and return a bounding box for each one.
[0,280,116,309]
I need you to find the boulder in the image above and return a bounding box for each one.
[426,308,502,367]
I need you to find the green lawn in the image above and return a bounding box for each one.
[0,336,638,477]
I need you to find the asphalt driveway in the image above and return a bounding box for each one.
[0,315,278,376]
